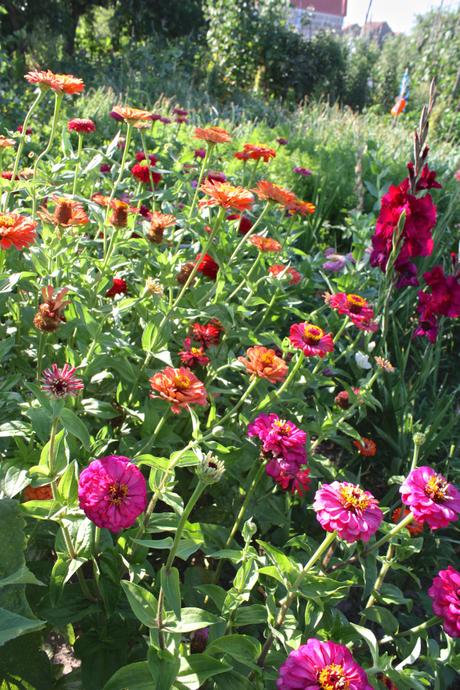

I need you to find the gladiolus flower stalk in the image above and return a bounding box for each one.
[256,530,337,668]
[3,89,44,212]
[32,92,63,215]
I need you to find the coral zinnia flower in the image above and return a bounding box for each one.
[252,180,297,207]
[289,323,334,358]
[277,638,373,690]
[400,466,460,530]
[110,105,151,123]
[285,198,316,216]
[179,338,210,368]
[199,180,254,212]
[149,366,208,414]
[328,292,378,332]
[334,388,361,410]
[0,136,16,148]
[196,253,219,280]
[33,286,69,332]
[268,264,302,285]
[248,235,281,253]
[428,566,460,638]
[238,345,288,384]
[190,320,223,348]
[78,455,147,532]
[353,437,377,457]
[25,70,84,94]
[106,277,128,298]
[39,197,88,227]
[0,212,37,250]
[314,481,383,543]
[67,118,96,134]
[391,506,423,536]
[23,484,53,501]
[41,363,84,399]
[194,126,232,144]
[238,143,276,162]
[109,200,129,227]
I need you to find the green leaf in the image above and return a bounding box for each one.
[121,581,158,627]
[58,460,79,503]
[350,623,379,666]
[0,565,44,588]
[60,408,91,450]
[161,566,182,619]
[0,463,30,499]
[258,540,298,585]
[0,607,45,646]
[177,653,232,689]
[49,557,69,605]
[141,322,157,353]
[163,607,219,633]
[103,661,152,690]
[147,648,180,690]
[233,605,267,626]
[207,634,261,668]
[363,605,399,634]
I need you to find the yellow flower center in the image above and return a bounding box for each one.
[318,664,350,690]
[340,485,370,511]
[190,348,201,355]
[425,475,448,502]
[346,294,366,310]
[304,324,324,341]
[273,419,292,435]
[108,482,128,505]
[174,374,191,390]
[260,351,275,365]
[0,214,15,228]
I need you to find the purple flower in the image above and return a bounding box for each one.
[395,259,419,289]
[322,248,355,272]
[277,138,288,145]
[160,116,171,125]
[100,163,111,174]
[277,638,373,690]
[293,166,312,177]
[194,148,206,159]
[400,466,460,530]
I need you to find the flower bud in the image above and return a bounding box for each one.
[413,432,426,447]
[196,453,225,485]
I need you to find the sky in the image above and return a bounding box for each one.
[345,0,460,33]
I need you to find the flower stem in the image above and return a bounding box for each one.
[72,134,83,196]
[205,377,259,431]
[3,89,44,212]
[256,531,337,668]
[136,412,169,456]
[228,202,270,263]
[257,351,304,412]
[188,144,212,220]
[360,543,394,625]
[32,93,63,216]
[140,129,156,208]
[371,512,414,552]
[165,481,205,572]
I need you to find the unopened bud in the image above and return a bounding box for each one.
[413,432,426,447]
[196,453,225,485]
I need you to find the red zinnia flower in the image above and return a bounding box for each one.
[131,162,162,186]
[391,506,424,536]
[235,143,276,163]
[41,363,84,399]
[227,213,253,235]
[179,338,210,368]
[23,484,53,501]
[289,323,334,358]
[33,286,69,332]
[268,264,301,285]
[195,253,219,280]
[190,320,223,347]
[38,197,88,227]
[149,366,208,414]
[106,277,128,298]
[353,437,377,457]
[0,212,37,250]
[67,118,96,134]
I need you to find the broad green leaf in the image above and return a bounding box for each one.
[103,662,152,690]
[148,648,180,690]
[350,623,379,666]
[233,605,267,626]
[207,634,261,668]
[0,607,45,646]
[0,565,44,588]
[60,408,91,450]
[163,607,219,633]
[161,566,182,619]
[121,581,158,627]
[177,653,232,689]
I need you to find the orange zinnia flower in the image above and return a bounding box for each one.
[392,506,424,536]
[238,345,288,384]
[25,70,84,95]
[0,212,37,250]
[147,212,177,243]
[249,235,282,253]
[239,143,276,162]
[38,197,88,227]
[149,366,208,414]
[353,437,377,457]
[199,180,254,212]
[111,105,152,123]
[0,136,16,149]
[194,126,232,144]
[252,180,297,207]
[23,484,53,501]
[286,198,316,216]
[109,200,129,228]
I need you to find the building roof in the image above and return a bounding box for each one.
[291,0,348,16]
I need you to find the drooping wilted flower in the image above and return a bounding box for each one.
[33,286,70,332]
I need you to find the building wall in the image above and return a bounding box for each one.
[289,7,344,37]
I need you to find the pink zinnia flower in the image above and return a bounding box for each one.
[313,481,383,543]
[327,293,378,332]
[400,466,460,530]
[67,118,96,134]
[149,366,208,414]
[277,638,373,690]
[248,413,307,466]
[428,566,460,638]
[289,323,334,358]
[78,455,147,532]
[293,166,312,176]
[41,363,84,399]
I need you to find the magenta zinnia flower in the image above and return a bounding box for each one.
[289,323,334,358]
[313,481,383,543]
[277,638,373,690]
[400,466,460,530]
[78,455,147,532]
[428,566,460,638]
[248,413,307,466]
[327,293,378,332]
[41,363,84,399]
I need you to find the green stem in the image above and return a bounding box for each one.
[257,531,337,668]
[188,144,212,220]
[165,481,206,572]
[72,134,83,196]
[227,252,262,303]
[228,202,270,263]
[48,417,60,480]
[140,129,156,209]
[255,286,279,331]
[395,615,441,638]
[3,89,44,212]
[36,333,46,381]
[136,412,169,456]
[207,377,258,431]
[333,317,349,343]
[371,512,414,552]
[257,351,304,412]
[32,93,63,216]
[213,462,265,583]
[360,543,394,625]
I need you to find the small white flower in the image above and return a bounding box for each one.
[355,352,372,369]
